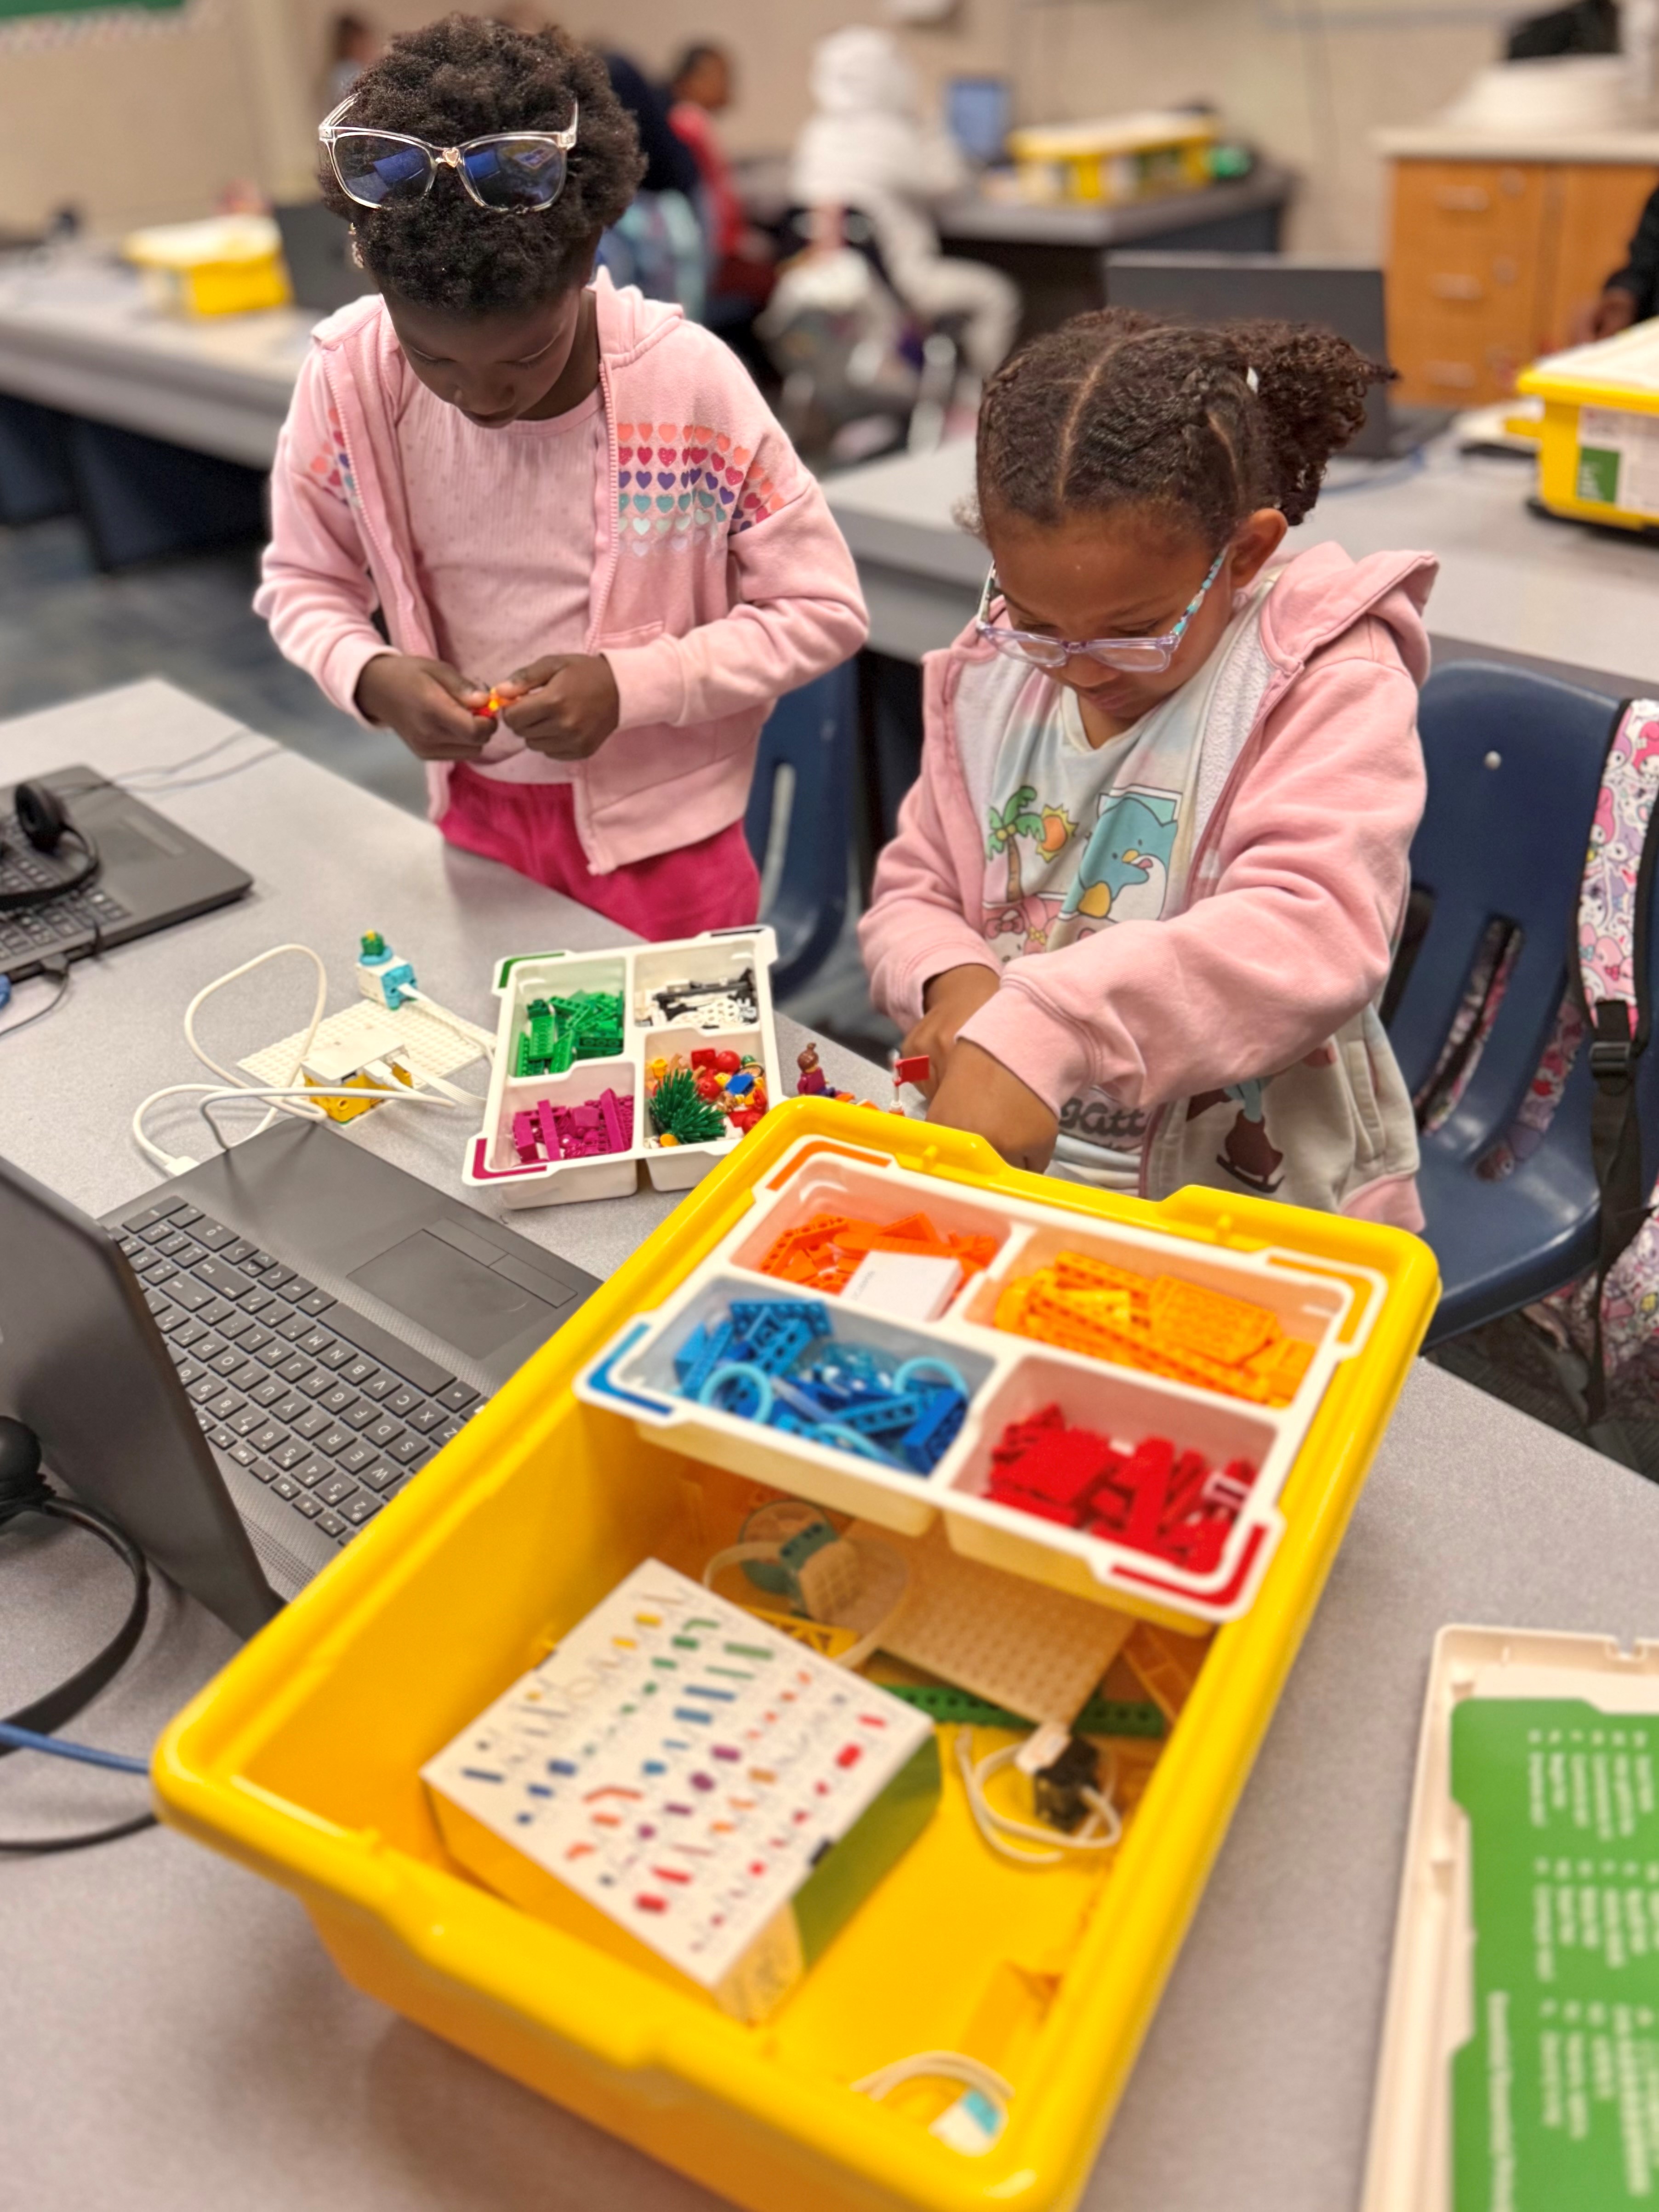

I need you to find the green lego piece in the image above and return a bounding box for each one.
[360,929,386,959]
[879,1682,1167,1739]
[881,1684,1031,1730]
[1070,1695,1166,1740]
[649,1066,726,1145]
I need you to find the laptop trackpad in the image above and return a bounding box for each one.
[349,1230,558,1360]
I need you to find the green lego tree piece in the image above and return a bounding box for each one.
[360,930,386,959]
[650,1066,726,1144]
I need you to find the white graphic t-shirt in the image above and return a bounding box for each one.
[977,583,1271,1187]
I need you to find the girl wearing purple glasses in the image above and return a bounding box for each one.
[861,309,1436,1226]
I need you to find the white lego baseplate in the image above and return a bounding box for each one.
[847,1517,1134,1724]
[240,997,485,1092]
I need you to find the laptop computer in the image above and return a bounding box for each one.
[0,766,251,986]
[0,1120,600,1636]
[1103,253,1454,461]
[275,201,371,316]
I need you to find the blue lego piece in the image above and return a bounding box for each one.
[673,1317,734,1395]
[724,1070,757,1097]
[898,1386,967,1473]
[829,1391,926,1438]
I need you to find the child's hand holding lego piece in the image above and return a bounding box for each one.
[927,1038,1059,1174]
[497,655,621,761]
[902,965,1003,1098]
[355,653,495,760]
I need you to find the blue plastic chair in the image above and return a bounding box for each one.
[744,661,856,1000]
[1386,660,1659,1345]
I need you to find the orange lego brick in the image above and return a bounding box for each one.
[1146,1275,1276,1367]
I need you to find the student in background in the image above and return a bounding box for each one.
[598,49,707,319]
[1573,179,1659,339]
[324,13,378,111]
[668,41,774,310]
[258,17,867,939]
[792,26,1018,384]
[861,309,1434,1222]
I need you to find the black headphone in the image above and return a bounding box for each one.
[0,781,101,912]
[0,1415,154,1853]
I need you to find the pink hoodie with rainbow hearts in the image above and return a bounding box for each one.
[255,273,868,873]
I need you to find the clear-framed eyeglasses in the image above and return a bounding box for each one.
[973,547,1229,675]
[320,93,579,213]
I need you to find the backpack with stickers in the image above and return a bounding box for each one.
[1412,696,1659,1442]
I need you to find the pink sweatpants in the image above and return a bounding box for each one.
[439,766,761,941]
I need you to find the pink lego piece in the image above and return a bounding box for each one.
[511,1111,542,1164]
[600,1088,623,1151]
[536,1098,560,1157]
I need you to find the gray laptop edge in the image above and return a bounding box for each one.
[1104,252,1454,461]
[0,1120,599,1635]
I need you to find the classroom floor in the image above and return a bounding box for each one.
[7,512,1645,1470]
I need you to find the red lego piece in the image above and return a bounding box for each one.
[987,1481,1081,1528]
[998,1425,1117,1509]
[714,1049,741,1074]
[1161,1448,1212,1531]
[691,1049,718,1071]
[1120,1436,1175,1551]
[893,1053,931,1087]
[695,1071,723,1100]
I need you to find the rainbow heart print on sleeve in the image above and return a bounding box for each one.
[614,422,787,554]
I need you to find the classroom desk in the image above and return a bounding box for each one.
[4,679,1657,2212]
[824,433,1659,684]
[736,158,1295,339]
[0,251,309,468]
[826,431,1659,865]
[0,251,315,564]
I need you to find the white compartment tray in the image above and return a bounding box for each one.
[462,927,782,1210]
[577,1133,1385,1625]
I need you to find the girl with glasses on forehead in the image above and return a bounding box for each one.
[860,309,1436,1226]
[258,16,866,939]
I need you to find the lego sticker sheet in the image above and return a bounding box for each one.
[422,1561,935,2003]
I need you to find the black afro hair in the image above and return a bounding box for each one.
[321,15,645,316]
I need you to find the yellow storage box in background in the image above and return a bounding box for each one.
[154,1102,1438,2212]
[1005,112,1215,206]
[124,215,291,318]
[1518,320,1659,532]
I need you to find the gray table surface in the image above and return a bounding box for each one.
[0,251,318,468]
[735,153,1295,250]
[825,434,1659,687]
[3,679,1652,2211]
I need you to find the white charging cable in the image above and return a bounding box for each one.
[399,982,496,1059]
[131,943,462,1175]
[953,1729,1122,1868]
[702,1534,911,1671]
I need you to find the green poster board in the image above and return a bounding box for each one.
[0,0,185,19]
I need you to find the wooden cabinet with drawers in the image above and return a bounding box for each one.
[1384,146,1659,407]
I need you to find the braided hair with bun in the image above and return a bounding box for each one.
[973,309,1388,550]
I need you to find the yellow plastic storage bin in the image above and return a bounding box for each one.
[1518,321,1659,532]
[124,215,291,318]
[154,1101,1438,2212]
[1005,113,1214,206]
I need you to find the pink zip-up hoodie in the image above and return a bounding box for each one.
[860,542,1438,1228]
[255,274,868,873]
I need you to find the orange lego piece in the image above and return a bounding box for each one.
[757,1206,997,1296]
[994,1249,1314,1410]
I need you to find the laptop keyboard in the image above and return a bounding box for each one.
[115,1192,481,1549]
[0,814,129,973]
